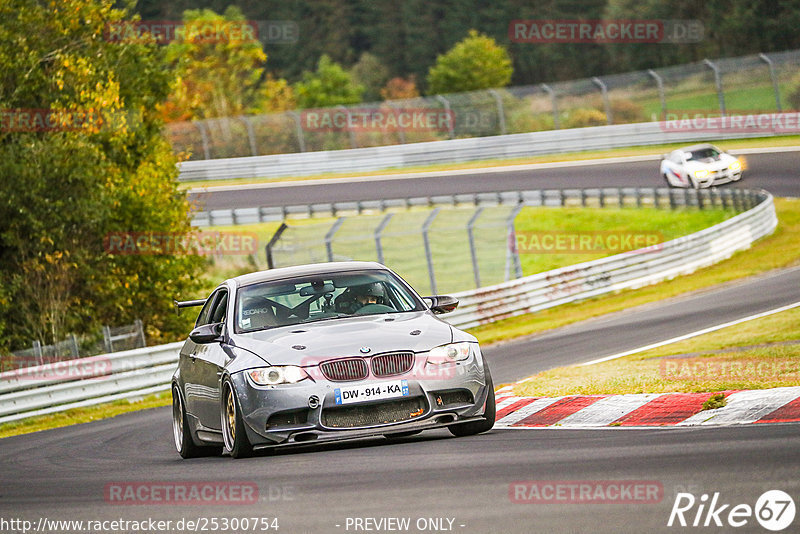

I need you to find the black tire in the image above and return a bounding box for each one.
[172,385,221,459]
[448,363,496,437]
[221,378,254,459]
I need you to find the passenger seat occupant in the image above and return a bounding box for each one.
[241,298,276,330]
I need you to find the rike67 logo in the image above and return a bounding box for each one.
[668,490,796,531]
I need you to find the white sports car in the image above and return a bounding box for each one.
[660,144,743,189]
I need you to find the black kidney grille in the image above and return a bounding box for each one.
[371,352,414,377]
[320,358,368,382]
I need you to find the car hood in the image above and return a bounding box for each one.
[229,311,454,366]
[685,154,736,170]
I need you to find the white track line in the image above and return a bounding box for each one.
[581,301,800,366]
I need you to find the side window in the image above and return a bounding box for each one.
[195,289,225,327]
[195,292,217,327]
[211,291,228,324]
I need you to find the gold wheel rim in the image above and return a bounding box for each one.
[225,388,236,442]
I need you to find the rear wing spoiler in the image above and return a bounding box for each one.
[173,298,206,315]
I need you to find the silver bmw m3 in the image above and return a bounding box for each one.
[171,261,495,459]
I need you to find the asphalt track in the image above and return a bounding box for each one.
[188,149,800,211]
[1,149,799,534]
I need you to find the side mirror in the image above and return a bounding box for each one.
[423,295,459,314]
[189,322,223,344]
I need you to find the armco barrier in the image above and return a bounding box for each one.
[0,189,776,424]
[448,189,776,329]
[178,114,797,182]
[192,186,760,228]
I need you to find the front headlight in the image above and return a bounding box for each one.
[693,169,709,179]
[426,342,472,365]
[248,366,309,385]
[729,159,742,171]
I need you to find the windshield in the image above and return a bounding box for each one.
[687,147,720,161]
[235,269,425,333]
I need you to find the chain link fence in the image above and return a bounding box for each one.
[167,50,800,160]
[264,188,756,298]
[2,320,147,371]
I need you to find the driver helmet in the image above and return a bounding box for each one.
[351,282,385,304]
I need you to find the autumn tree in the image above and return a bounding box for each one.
[163,7,267,120]
[380,76,420,100]
[427,29,513,95]
[0,0,203,350]
[294,55,364,109]
[351,52,390,102]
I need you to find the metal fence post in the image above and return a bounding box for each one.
[540,84,560,129]
[435,96,454,139]
[759,53,782,112]
[488,89,507,135]
[592,77,613,125]
[505,204,523,281]
[264,222,288,269]
[387,102,406,144]
[647,69,667,120]
[289,111,306,152]
[135,319,146,348]
[33,340,43,365]
[239,115,258,156]
[467,207,484,288]
[337,106,357,149]
[374,213,394,264]
[325,217,346,262]
[422,208,440,294]
[196,121,211,160]
[703,59,726,117]
[69,334,80,358]
[103,325,113,353]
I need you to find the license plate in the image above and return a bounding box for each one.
[334,380,409,405]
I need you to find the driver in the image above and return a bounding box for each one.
[351,282,386,309]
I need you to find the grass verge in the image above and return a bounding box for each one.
[513,306,800,397]
[181,135,800,190]
[0,391,170,440]
[204,205,733,296]
[470,197,800,346]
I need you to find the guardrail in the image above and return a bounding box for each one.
[193,185,759,228]
[0,188,776,424]
[448,188,776,329]
[178,114,798,182]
